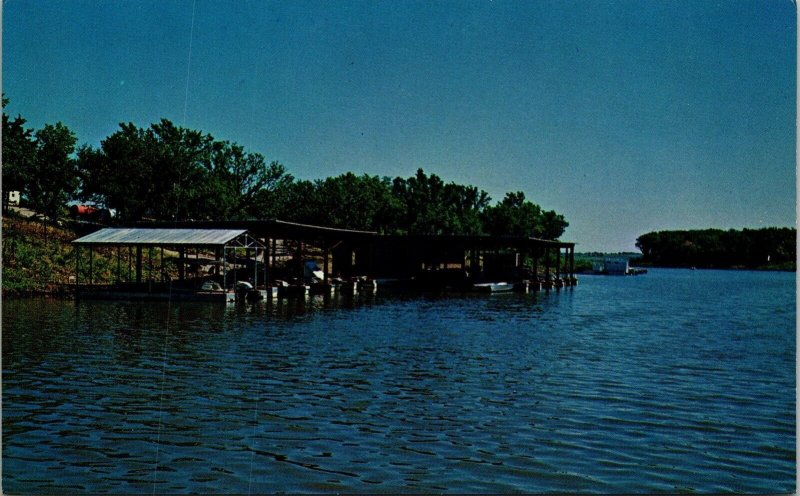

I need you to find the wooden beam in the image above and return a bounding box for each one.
[556,247,561,279]
[545,247,550,281]
[324,243,330,284]
[148,247,154,282]
[178,247,185,281]
[75,245,80,288]
[136,245,142,284]
[264,238,272,289]
[569,247,575,278]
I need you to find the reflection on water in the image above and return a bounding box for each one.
[3,269,796,493]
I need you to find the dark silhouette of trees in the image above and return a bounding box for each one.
[77,119,292,222]
[482,191,568,239]
[310,173,402,232]
[78,122,158,221]
[3,97,571,239]
[390,169,492,235]
[28,123,78,223]
[2,97,79,222]
[636,228,796,269]
[2,96,36,213]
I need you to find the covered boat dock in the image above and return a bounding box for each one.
[72,228,267,300]
[73,220,578,299]
[346,233,576,291]
[131,220,578,291]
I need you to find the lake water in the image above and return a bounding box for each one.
[3,269,795,493]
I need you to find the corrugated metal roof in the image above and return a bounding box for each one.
[138,219,378,239]
[73,228,249,246]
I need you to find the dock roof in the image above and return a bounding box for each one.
[73,228,248,246]
[137,219,377,241]
[373,233,574,249]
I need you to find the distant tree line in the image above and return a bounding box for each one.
[635,228,796,269]
[2,96,568,239]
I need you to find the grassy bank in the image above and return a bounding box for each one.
[3,214,77,296]
[2,214,148,297]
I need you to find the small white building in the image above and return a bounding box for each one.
[8,191,20,206]
[604,258,629,275]
[593,258,630,275]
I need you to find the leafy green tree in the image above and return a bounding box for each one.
[79,119,214,221]
[482,192,533,236]
[441,183,491,235]
[28,122,78,222]
[2,96,36,212]
[391,169,447,234]
[481,191,567,239]
[70,114,571,235]
[247,169,296,220]
[148,119,214,221]
[539,209,569,240]
[390,169,490,235]
[277,179,319,224]
[78,123,157,221]
[208,141,292,220]
[309,173,401,232]
[78,119,293,222]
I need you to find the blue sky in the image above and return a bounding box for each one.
[4,0,796,251]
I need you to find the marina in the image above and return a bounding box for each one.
[72,221,579,303]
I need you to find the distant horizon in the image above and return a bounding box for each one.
[4,1,795,252]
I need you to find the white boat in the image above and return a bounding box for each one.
[200,280,224,291]
[472,282,515,293]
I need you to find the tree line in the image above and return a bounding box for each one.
[635,228,796,269]
[2,96,569,239]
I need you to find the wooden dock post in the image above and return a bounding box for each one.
[556,247,561,283]
[148,247,154,283]
[272,238,277,271]
[222,246,227,289]
[75,245,80,289]
[324,243,330,284]
[250,243,256,288]
[569,247,576,285]
[264,238,271,290]
[296,240,303,280]
[178,246,185,281]
[89,247,94,286]
[544,247,551,284]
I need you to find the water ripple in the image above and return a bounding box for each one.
[3,269,795,493]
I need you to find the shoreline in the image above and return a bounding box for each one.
[630,264,796,272]
[575,264,796,275]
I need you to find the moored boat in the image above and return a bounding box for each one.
[472,282,515,293]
